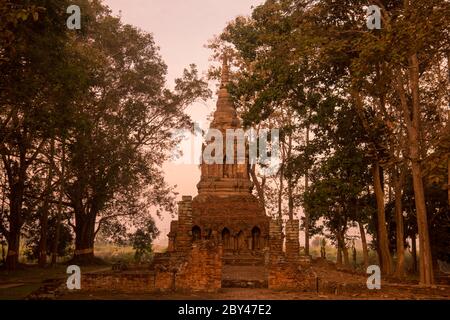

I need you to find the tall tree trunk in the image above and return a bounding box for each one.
[448,155,450,205]
[447,52,450,206]
[304,174,310,256]
[396,53,434,285]
[359,222,369,269]
[410,156,433,285]
[287,180,293,220]
[277,163,284,220]
[5,178,25,270]
[39,140,54,267]
[73,209,96,264]
[372,161,393,274]
[1,242,5,264]
[339,229,350,268]
[51,212,61,265]
[335,230,347,268]
[52,140,64,266]
[249,164,266,212]
[342,243,350,268]
[4,142,27,270]
[0,180,7,264]
[304,124,310,256]
[393,170,405,278]
[286,134,294,221]
[5,219,21,270]
[38,206,48,267]
[411,234,417,274]
[336,242,342,267]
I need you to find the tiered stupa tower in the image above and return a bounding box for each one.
[168,56,270,258]
[197,56,253,196]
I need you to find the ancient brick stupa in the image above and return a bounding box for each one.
[167,57,270,263]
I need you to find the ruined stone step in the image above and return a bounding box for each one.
[221,265,268,289]
[223,255,265,266]
[221,279,268,288]
[224,260,265,266]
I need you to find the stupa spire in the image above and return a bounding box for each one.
[196,52,253,196]
[211,53,239,129]
[221,54,230,88]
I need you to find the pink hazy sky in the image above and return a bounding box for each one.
[104,0,263,196]
[103,0,264,241]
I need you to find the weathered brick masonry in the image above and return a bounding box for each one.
[175,241,222,292]
[81,240,222,293]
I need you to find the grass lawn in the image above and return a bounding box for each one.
[0,264,110,300]
[0,243,147,300]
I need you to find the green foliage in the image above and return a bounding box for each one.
[216,1,449,270]
[401,175,450,262]
[130,222,159,263]
[60,2,211,255]
[24,217,73,261]
[0,0,211,268]
[0,1,44,58]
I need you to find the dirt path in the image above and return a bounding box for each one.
[59,286,450,300]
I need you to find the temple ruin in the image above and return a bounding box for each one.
[167,58,271,265]
[79,58,312,294]
[148,57,311,292]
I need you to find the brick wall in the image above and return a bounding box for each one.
[176,196,193,252]
[285,219,300,263]
[81,272,156,293]
[269,219,283,256]
[154,269,175,292]
[268,262,316,291]
[176,240,222,292]
[81,240,222,294]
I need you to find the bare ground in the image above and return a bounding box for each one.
[2,260,449,300]
[58,284,450,300]
[57,259,450,300]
